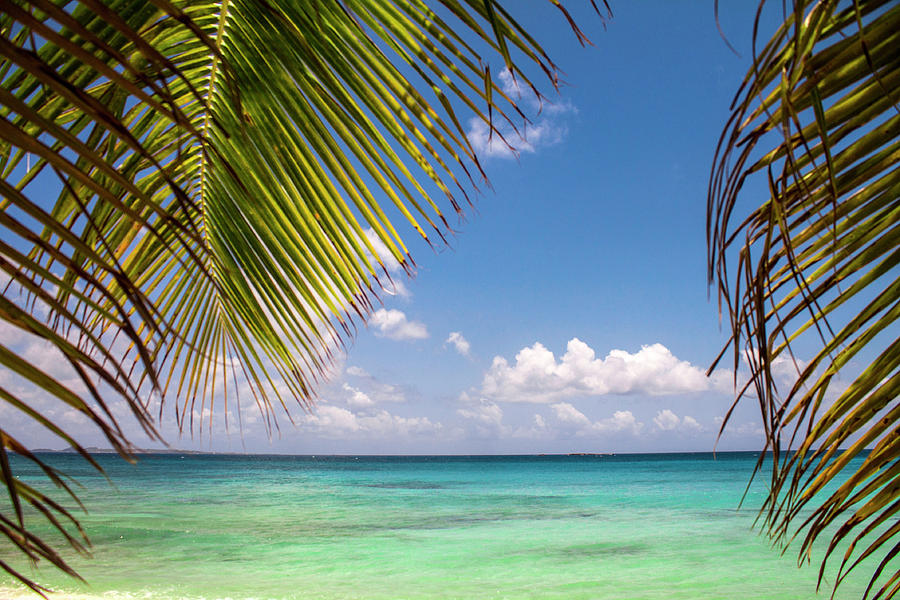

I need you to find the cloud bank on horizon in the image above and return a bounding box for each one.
[0,296,766,453]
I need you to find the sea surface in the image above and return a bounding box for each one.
[0,452,877,599]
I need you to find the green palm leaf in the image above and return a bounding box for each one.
[709,1,899,597]
[0,0,606,590]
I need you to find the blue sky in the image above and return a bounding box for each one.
[4,2,820,455]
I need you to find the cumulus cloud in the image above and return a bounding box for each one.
[334,376,406,406]
[369,309,428,341]
[552,402,592,427]
[653,409,680,431]
[600,411,643,435]
[653,409,703,433]
[446,331,471,356]
[303,405,359,432]
[457,401,503,427]
[345,366,369,377]
[466,69,574,159]
[482,338,726,403]
[682,416,702,431]
[550,402,643,435]
[342,383,375,408]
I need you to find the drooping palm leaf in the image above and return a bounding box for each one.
[0,0,606,590]
[709,1,899,597]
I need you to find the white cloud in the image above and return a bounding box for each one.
[482,338,724,403]
[466,70,574,160]
[466,117,568,159]
[653,409,680,431]
[446,331,471,356]
[550,403,643,436]
[456,394,511,439]
[495,69,576,116]
[498,68,524,99]
[457,402,503,427]
[301,405,441,438]
[737,349,824,399]
[770,354,807,382]
[715,416,765,437]
[331,375,406,406]
[653,409,703,433]
[345,366,368,377]
[304,405,360,433]
[362,228,410,297]
[359,411,440,437]
[508,413,551,440]
[368,381,406,404]
[0,318,27,348]
[0,323,90,400]
[551,402,592,427]
[682,416,702,431]
[342,383,375,408]
[369,309,428,341]
[598,410,643,435]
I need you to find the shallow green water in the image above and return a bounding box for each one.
[0,453,877,599]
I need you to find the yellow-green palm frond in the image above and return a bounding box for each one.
[0,0,606,590]
[709,1,899,597]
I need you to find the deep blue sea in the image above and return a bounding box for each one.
[0,452,877,598]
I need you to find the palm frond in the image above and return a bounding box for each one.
[0,0,607,590]
[709,1,899,597]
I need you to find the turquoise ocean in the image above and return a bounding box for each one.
[0,452,876,599]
